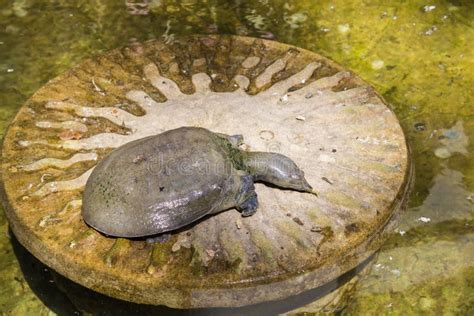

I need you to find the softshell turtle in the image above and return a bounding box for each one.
[82,127,316,237]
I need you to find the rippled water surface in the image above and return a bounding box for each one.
[0,0,473,314]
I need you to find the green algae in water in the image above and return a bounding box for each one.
[0,0,473,314]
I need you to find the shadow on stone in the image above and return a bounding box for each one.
[9,228,79,315]
[10,228,372,315]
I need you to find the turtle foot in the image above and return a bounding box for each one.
[239,195,259,217]
[216,132,244,147]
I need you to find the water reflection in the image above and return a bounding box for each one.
[345,166,473,314]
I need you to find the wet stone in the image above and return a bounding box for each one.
[0,35,412,308]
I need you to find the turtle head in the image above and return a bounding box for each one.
[243,152,316,194]
[280,163,314,192]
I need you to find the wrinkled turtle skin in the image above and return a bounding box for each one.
[82,127,315,237]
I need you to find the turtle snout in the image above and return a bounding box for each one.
[300,177,313,192]
[287,171,313,192]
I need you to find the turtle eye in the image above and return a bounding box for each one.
[290,174,300,180]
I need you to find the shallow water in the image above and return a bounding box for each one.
[0,0,472,314]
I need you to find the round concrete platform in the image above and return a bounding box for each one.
[0,35,412,308]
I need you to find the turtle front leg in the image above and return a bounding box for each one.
[236,174,259,217]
